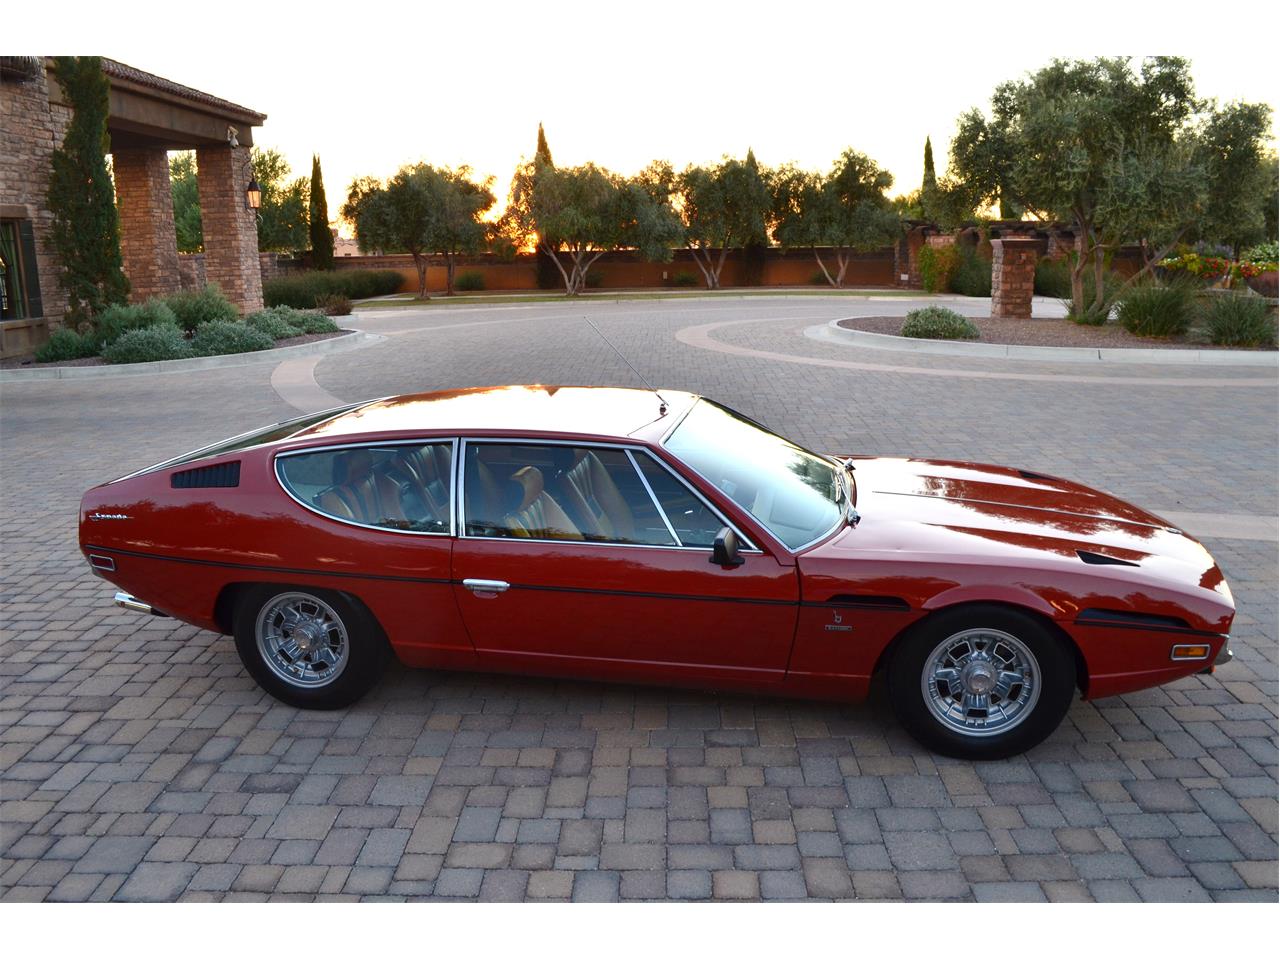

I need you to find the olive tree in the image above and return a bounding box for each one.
[950,57,1271,320]
[342,164,495,298]
[672,153,772,289]
[504,159,681,295]
[773,149,901,287]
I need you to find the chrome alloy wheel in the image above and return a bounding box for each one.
[255,592,350,688]
[921,627,1040,737]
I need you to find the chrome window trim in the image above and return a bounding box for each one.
[626,449,681,547]
[274,438,458,539]
[457,437,760,554]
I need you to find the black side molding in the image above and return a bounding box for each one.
[1076,608,1194,631]
[820,595,911,611]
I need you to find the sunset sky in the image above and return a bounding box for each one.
[11,1,1278,229]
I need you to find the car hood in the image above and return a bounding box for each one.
[810,456,1231,604]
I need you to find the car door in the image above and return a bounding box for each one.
[450,439,799,685]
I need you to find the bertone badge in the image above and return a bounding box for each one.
[89,512,131,521]
[825,611,853,633]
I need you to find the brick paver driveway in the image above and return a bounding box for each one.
[2,295,1276,901]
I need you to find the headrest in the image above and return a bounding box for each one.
[332,449,373,485]
[506,466,544,513]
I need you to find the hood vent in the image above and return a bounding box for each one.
[1077,549,1139,567]
[171,461,240,489]
[1018,469,1055,482]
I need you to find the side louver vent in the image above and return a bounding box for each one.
[1018,469,1054,482]
[171,461,241,489]
[1077,549,1139,567]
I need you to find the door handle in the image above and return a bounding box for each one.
[462,578,510,597]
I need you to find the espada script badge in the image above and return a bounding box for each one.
[824,610,853,633]
[89,513,131,521]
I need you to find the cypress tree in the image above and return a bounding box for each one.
[309,154,334,270]
[533,123,560,289]
[46,56,130,321]
[921,136,938,222]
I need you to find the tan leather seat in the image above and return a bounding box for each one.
[503,466,583,540]
[318,449,399,524]
[555,450,636,541]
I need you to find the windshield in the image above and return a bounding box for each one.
[664,400,844,550]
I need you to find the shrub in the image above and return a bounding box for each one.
[455,271,485,292]
[1062,273,1123,326]
[1115,282,1195,337]
[672,272,700,287]
[1196,293,1277,347]
[808,270,830,286]
[35,327,98,362]
[584,271,604,289]
[102,323,192,364]
[263,269,403,308]
[317,294,352,316]
[918,244,960,293]
[901,306,980,340]
[245,308,298,340]
[1242,241,1278,265]
[295,313,340,334]
[163,285,238,333]
[1034,258,1072,298]
[89,299,178,348]
[949,246,992,297]
[189,321,274,357]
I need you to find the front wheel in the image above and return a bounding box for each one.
[233,586,388,709]
[887,605,1076,760]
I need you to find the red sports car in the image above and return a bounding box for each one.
[80,385,1234,759]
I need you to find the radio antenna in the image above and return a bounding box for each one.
[582,316,670,416]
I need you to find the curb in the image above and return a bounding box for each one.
[809,320,1279,367]
[0,330,380,382]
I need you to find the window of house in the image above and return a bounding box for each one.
[0,219,40,322]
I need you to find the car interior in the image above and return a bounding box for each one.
[278,443,452,533]
[463,443,722,547]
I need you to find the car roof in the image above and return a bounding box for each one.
[289,385,699,443]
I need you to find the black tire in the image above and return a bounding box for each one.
[233,585,388,709]
[887,604,1076,760]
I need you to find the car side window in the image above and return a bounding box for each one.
[633,452,727,548]
[464,443,677,546]
[277,443,453,534]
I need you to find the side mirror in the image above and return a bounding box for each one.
[710,526,745,567]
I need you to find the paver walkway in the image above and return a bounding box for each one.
[2,296,1275,901]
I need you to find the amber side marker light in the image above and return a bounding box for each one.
[1170,644,1212,661]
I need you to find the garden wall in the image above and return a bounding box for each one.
[328,247,896,295]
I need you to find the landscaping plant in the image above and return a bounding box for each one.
[455,271,486,292]
[901,306,980,340]
[917,245,959,293]
[89,299,179,349]
[244,308,300,340]
[101,324,192,364]
[263,270,402,308]
[949,245,992,297]
[34,327,98,363]
[189,321,274,357]
[163,285,239,333]
[1115,282,1195,337]
[1196,294,1277,347]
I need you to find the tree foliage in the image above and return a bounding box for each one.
[46,55,129,320]
[949,57,1272,319]
[773,149,901,287]
[920,137,938,222]
[170,148,310,254]
[343,164,496,297]
[669,152,771,289]
[309,155,334,270]
[503,158,681,295]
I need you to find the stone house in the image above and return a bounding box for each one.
[0,56,267,357]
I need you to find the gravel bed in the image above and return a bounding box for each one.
[836,315,1275,350]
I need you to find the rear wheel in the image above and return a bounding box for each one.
[233,586,388,709]
[887,605,1075,760]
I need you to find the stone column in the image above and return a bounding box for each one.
[196,144,263,313]
[113,148,182,302]
[990,238,1039,319]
